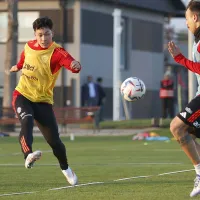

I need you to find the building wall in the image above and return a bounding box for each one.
[0,0,81,107]
[0,0,167,119]
[80,1,165,119]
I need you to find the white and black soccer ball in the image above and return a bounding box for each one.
[121,77,146,102]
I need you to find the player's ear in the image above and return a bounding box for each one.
[194,13,199,22]
[34,31,36,38]
[51,31,54,37]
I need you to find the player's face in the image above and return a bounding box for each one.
[34,28,53,48]
[185,9,199,34]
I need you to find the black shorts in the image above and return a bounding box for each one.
[177,95,200,138]
[13,94,60,140]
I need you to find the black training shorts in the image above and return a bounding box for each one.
[177,95,200,138]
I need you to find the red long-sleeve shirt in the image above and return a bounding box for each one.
[13,40,81,103]
[174,44,200,74]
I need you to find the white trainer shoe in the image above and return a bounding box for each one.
[25,150,42,169]
[190,175,200,197]
[62,167,78,186]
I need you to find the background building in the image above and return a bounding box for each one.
[0,0,185,119]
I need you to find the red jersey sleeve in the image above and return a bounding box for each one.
[55,48,81,73]
[174,53,200,74]
[16,51,25,70]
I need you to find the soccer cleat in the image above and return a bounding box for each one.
[62,167,78,186]
[190,174,200,197]
[25,150,42,169]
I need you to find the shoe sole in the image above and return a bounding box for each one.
[190,191,200,197]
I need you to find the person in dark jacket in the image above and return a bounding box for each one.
[96,77,106,122]
[81,76,99,107]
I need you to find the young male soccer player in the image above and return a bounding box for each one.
[10,16,81,186]
[168,0,200,197]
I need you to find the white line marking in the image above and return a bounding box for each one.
[0,164,58,167]
[49,168,194,191]
[0,153,21,157]
[0,162,184,167]
[116,162,183,165]
[114,175,152,182]
[158,169,194,176]
[0,150,52,157]
[48,182,104,191]
[0,191,36,197]
[0,168,195,196]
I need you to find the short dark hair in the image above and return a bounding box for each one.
[33,16,53,31]
[186,0,200,13]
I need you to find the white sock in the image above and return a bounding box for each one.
[194,164,200,175]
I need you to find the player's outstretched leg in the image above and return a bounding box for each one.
[34,106,78,186]
[170,117,200,197]
[25,150,42,169]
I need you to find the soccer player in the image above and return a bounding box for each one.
[168,0,200,197]
[10,16,81,186]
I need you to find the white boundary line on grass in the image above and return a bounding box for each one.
[48,182,105,191]
[0,168,195,197]
[0,191,36,197]
[0,150,52,157]
[113,169,195,182]
[158,169,194,176]
[114,175,152,181]
[0,162,183,167]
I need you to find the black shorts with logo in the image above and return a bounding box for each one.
[177,95,200,138]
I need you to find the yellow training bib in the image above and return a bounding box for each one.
[16,42,61,104]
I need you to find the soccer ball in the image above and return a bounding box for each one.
[121,77,146,102]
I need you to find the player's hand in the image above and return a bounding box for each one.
[168,41,181,58]
[70,60,81,72]
[10,65,20,72]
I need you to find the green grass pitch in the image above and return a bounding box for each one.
[0,135,196,200]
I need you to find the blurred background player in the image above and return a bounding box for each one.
[10,16,81,186]
[159,73,174,119]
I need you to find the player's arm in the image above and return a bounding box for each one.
[10,51,25,72]
[57,48,81,73]
[174,54,200,74]
[168,41,200,74]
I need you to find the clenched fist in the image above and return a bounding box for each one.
[70,60,81,72]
